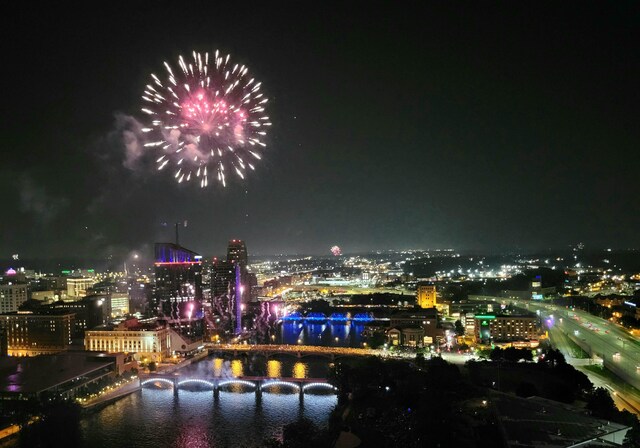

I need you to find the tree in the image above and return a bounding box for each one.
[587,387,618,420]
[368,331,387,349]
[454,320,465,336]
[538,348,566,367]
[148,362,157,372]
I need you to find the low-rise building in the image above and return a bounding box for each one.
[388,326,425,347]
[0,311,74,356]
[0,352,124,401]
[85,319,171,363]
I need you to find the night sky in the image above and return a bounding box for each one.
[1,2,638,262]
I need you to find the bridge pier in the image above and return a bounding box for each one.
[213,382,219,400]
[256,380,262,403]
[173,378,179,397]
[299,383,304,403]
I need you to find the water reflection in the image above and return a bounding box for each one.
[231,359,244,377]
[292,362,307,379]
[280,322,364,347]
[267,360,281,378]
[70,356,339,448]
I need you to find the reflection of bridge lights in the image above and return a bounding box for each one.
[261,380,300,391]
[218,380,257,388]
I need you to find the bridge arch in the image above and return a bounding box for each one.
[302,382,336,392]
[141,378,175,388]
[177,379,215,389]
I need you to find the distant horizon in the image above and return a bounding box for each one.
[2,246,639,274]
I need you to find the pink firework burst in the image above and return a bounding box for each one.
[141,50,271,188]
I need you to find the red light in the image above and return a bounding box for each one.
[154,261,201,266]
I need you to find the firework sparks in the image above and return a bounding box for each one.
[331,246,342,256]
[141,50,270,188]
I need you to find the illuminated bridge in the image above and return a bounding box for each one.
[139,375,336,402]
[206,343,382,360]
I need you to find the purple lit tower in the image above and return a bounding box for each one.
[235,262,242,335]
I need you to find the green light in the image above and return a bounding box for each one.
[87,269,95,273]
[475,315,496,320]
[61,270,71,274]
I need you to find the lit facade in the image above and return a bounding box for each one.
[110,293,130,317]
[0,283,28,314]
[227,239,248,266]
[416,283,437,309]
[154,243,203,317]
[67,277,95,298]
[85,326,171,362]
[0,312,74,356]
[474,314,539,343]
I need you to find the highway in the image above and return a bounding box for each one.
[511,299,640,391]
[518,301,640,384]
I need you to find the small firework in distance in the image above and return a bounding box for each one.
[331,246,342,256]
[141,50,270,188]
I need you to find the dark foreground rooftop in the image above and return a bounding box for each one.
[0,352,113,396]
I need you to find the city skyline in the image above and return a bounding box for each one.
[2,2,638,260]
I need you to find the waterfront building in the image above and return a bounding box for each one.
[388,326,425,347]
[0,311,74,356]
[388,309,443,345]
[84,319,171,363]
[0,352,131,401]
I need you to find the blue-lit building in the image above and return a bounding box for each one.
[153,243,203,318]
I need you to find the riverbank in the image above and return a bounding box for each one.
[80,379,141,413]
[78,350,210,413]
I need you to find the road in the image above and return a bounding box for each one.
[512,299,640,389]
[507,298,640,413]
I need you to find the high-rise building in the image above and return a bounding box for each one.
[110,293,130,317]
[153,243,203,318]
[227,239,248,266]
[416,283,437,309]
[210,258,235,298]
[0,282,28,314]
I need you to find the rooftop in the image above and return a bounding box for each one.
[493,394,630,447]
[0,352,113,395]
